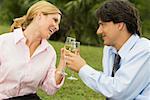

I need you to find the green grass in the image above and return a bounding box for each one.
[0,24,9,34]
[37,41,105,100]
[0,25,105,99]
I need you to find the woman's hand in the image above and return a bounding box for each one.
[55,48,67,85]
[57,48,67,70]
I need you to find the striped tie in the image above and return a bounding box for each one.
[111,54,121,77]
[106,54,121,100]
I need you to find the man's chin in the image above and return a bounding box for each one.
[103,42,111,46]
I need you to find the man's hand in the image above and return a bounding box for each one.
[65,51,86,73]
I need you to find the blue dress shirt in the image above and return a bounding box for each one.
[79,35,150,100]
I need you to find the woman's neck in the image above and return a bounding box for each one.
[23,25,42,47]
[23,26,42,57]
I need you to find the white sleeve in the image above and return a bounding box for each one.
[78,51,150,99]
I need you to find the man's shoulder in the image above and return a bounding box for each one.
[129,37,150,57]
[136,37,150,51]
[140,37,150,45]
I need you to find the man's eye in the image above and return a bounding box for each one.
[54,18,58,22]
[99,22,103,26]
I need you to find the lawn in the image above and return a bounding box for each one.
[0,25,105,100]
[0,25,10,34]
[38,41,105,100]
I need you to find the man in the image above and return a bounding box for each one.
[65,0,150,99]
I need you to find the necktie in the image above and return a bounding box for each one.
[112,54,121,77]
[106,54,121,100]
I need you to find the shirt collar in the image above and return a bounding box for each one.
[14,28,26,44]
[13,28,50,50]
[118,34,140,59]
[109,34,140,59]
[39,39,50,50]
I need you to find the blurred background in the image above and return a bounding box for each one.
[0,0,149,46]
[0,0,149,100]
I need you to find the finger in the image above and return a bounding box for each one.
[66,64,71,68]
[63,48,70,53]
[76,51,80,55]
[66,52,76,57]
[65,55,73,61]
[60,48,66,58]
[66,60,72,67]
[61,48,64,51]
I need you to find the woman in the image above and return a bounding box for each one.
[0,1,66,99]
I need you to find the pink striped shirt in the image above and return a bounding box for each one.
[0,28,64,99]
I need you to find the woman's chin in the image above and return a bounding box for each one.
[42,34,51,39]
[46,34,51,39]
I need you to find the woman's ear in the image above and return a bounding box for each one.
[35,12,43,21]
[38,13,42,20]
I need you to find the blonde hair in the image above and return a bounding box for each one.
[10,0,61,32]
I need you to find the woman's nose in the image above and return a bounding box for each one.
[55,24,59,31]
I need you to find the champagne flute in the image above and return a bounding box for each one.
[74,41,80,55]
[64,37,76,76]
[64,37,76,51]
[64,37,80,80]
[67,41,80,80]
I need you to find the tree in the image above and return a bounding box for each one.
[0,0,38,24]
[53,0,105,46]
[0,0,149,44]
[130,0,150,39]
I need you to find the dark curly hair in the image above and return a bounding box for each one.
[96,0,141,36]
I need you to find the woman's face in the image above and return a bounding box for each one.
[37,13,61,39]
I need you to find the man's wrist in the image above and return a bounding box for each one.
[78,63,87,73]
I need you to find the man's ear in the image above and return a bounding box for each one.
[118,22,124,31]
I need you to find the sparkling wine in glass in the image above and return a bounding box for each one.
[67,41,80,80]
[64,37,76,76]
[64,37,76,51]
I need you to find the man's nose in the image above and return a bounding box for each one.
[96,26,103,35]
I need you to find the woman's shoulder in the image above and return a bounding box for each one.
[0,31,14,43]
[0,31,14,39]
[0,32,13,50]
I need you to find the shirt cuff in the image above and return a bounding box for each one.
[79,64,101,80]
[41,68,65,95]
[53,69,65,88]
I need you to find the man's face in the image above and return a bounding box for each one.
[96,21,121,47]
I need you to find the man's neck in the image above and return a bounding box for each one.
[114,32,132,51]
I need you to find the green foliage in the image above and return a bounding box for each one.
[129,0,150,39]
[37,40,105,100]
[0,0,39,24]
[0,0,149,45]
[0,24,9,34]
[57,0,103,46]
[142,20,150,39]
